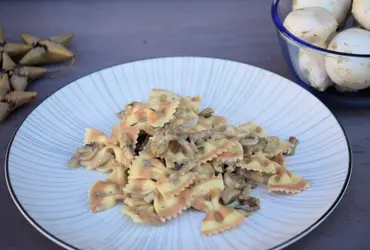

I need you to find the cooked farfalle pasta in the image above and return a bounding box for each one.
[67,89,309,235]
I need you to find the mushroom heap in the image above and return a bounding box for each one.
[285,0,370,92]
[67,89,310,236]
[0,28,74,123]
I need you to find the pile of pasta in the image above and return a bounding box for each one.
[67,89,310,236]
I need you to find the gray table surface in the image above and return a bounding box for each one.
[0,0,369,249]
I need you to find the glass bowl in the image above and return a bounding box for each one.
[271,0,370,108]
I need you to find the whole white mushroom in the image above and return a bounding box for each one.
[293,0,352,24]
[298,41,333,91]
[352,0,370,30]
[284,7,338,44]
[325,28,370,91]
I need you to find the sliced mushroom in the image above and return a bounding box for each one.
[177,137,198,157]
[77,144,100,161]
[286,136,299,156]
[226,199,241,208]
[191,165,201,173]
[199,107,214,118]
[149,128,178,156]
[185,130,212,143]
[180,115,199,128]
[77,144,94,154]
[67,154,81,168]
[245,170,267,184]
[239,185,252,200]
[223,172,245,190]
[235,167,248,178]
[241,135,259,146]
[237,197,260,213]
[225,164,236,173]
[221,187,241,205]
[243,141,266,156]
[168,140,182,154]
[150,138,169,156]
[212,162,225,174]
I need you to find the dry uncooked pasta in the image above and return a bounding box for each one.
[67,88,310,235]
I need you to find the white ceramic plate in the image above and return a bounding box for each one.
[5,57,351,250]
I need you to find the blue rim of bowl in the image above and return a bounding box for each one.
[4,57,353,250]
[271,0,370,58]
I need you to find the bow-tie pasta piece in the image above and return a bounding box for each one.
[236,154,278,175]
[123,106,148,128]
[216,140,243,164]
[180,95,202,114]
[201,204,245,236]
[128,152,169,180]
[122,204,163,226]
[196,138,233,164]
[146,101,179,128]
[156,172,196,197]
[190,176,244,236]
[123,179,157,196]
[191,175,224,203]
[149,88,181,103]
[154,189,192,222]
[88,181,124,212]
[239,122,267,137]
[267,170,310,194]
[67,144,102,168]
[202,115,228,131]
[171,96,201,128]
[118,101,149,119]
